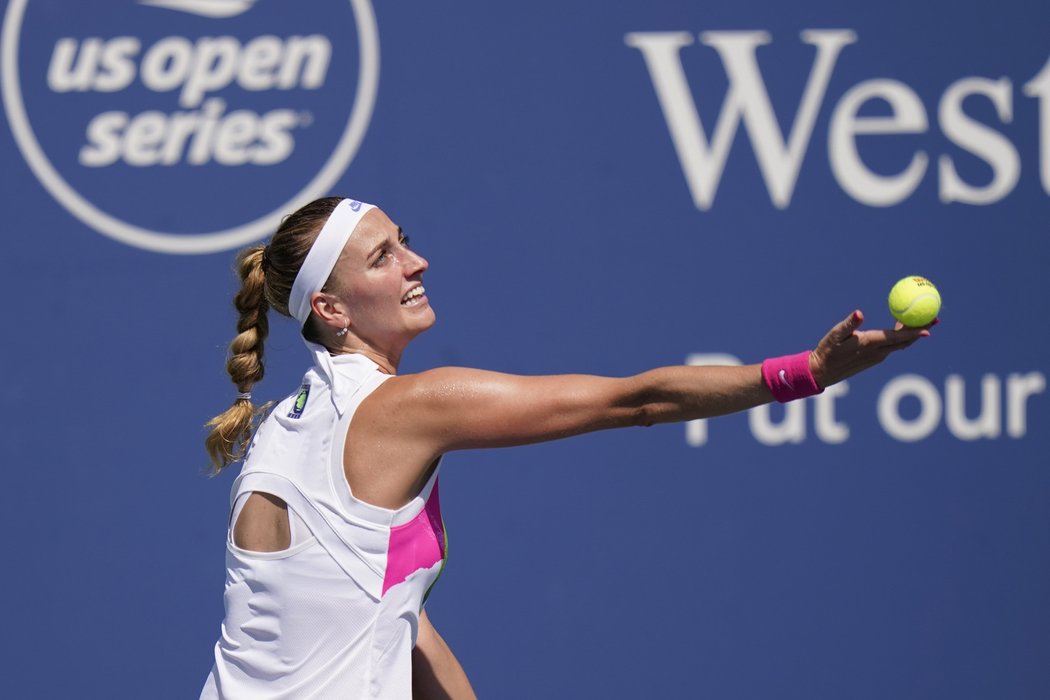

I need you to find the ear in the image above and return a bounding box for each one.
[308,292,351,331]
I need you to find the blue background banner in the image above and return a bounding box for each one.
[2,1,1047,697]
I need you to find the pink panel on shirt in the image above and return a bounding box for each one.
[382,479,446,596]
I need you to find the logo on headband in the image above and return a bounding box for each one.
[349,200,363,212]
[1,0,379,254]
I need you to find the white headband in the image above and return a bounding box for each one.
[288,198,375,327]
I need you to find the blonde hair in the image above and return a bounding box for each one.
[205,197,343,472]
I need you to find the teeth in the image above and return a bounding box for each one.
[401,286,425,304]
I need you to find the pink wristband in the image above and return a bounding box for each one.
[761,351,823,403]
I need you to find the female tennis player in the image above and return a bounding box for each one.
[199,197,931,699]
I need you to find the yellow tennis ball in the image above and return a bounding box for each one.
[888,276,941,327]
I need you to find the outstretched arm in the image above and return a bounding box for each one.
[413,611,477,700]
[373,309,928,456]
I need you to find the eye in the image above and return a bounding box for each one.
[373,248,390,266]
[399,234,410,249]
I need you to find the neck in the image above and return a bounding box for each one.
[347,346,399,375]
[326,334,402,375]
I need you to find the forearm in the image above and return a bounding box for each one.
[626,363,773,425]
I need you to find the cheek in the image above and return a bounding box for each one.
[347,274,401,310]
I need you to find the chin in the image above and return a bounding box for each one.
[420,308,437,332]
[408,307,437,336]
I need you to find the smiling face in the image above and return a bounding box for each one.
[321,207,435,356]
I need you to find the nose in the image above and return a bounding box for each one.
[404,247,428,276]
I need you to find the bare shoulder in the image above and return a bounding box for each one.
[366,366,509,411]
[347,366,499,446]
[395,366,506,391]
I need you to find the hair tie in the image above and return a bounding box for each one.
[235,392,252,401]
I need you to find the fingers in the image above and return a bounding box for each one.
[887,325,931,343]
[896,317,939,332]
[836,311,940,342]
[849,327,930,364]
[876,321,936,359]
[856,328,925,347]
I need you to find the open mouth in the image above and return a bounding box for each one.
[401,286,426,306]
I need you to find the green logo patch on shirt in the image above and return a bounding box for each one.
[288,384,310,419]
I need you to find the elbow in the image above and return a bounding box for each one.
[628,402,657,428]
[618,378,661,428]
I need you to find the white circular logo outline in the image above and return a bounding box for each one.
[1,0,379,255]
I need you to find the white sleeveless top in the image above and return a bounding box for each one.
[200,351,447,700]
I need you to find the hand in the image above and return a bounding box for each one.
[809,310,932,389]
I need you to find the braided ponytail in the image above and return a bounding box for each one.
[205,245,270,472]
[203,197,343,472]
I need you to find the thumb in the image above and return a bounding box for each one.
[833,309,864,341]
